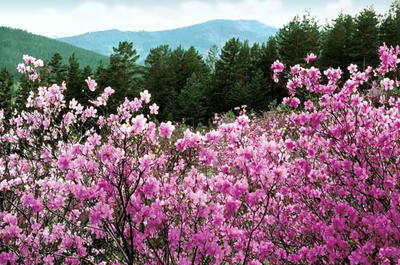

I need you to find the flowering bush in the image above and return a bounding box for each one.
[1,44,400,264]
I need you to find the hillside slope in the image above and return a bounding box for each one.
[0,27,108,76]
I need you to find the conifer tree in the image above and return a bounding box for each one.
[205,45,219,73]
[212,38,243,113]
[144,45,174,120]
[0,68,13,117]
[351,7,380,68]
[276,13,320,66]
[107,41,141,109]
[320,14,354,70]
[380,0,400,47]
[65,53,83,103]
[49,53,67,85]
[176,73,207,126]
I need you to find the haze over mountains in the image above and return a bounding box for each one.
[57,19,278,62]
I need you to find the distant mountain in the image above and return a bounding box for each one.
[0,27,108,76]
[58,19,278,63]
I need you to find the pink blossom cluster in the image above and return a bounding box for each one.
[85,77,98,92]
[16,55,44,82]
[2,45,400,264]
[89,86,115,107]
[271,60,284,83]
[305,53,317,63]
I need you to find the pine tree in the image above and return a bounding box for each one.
[16,75,33,110]
[380,0,400,47]
[81,65,92,81]
[212,38,243,113]
[107,41,141,110]
[258,37,286,107]
[0,68,13,117]
[276,13,320,66]
[65,53,83,104]
[205,45,219,73]
[176,73,207,126]
[169,46,187,95]
[320,13,354,70]
[144,45,174,120]
[95,60,107,89]
[351,7,380,69]
[49,53,67,85]
[247,69,267,111]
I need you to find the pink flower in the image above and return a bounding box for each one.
[0,252,17,265]
[149,103,159,114]
[140,90,151,103]
[305,53,317,63]
[85,77,97,92]
[17,63,26,73]
[283,97,301,109]
[271,60,284,72]
[271,60,285,83]
[347,64,358,74]
[104,86,115,97]
[29,73,39,82]
[131,114,147,135]
[159,121,175,139]
[380,77,395,90]
[23,54,35,64]
[224,200,239,217]
[43,255,54,265]
[139,155,152,172]
[34,59,44,68]
[99,144,115,164]
[58,153,71,171]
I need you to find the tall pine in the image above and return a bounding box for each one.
[65,53,83,104]
[107,41,141,110]
[381,0,400,47]
[351,7,380,69]
[49,53,67,85]
[276,13,320,66]
[0,68,13,117]
[320,14,354,70]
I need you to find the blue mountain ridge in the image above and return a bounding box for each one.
[57,19,278,62]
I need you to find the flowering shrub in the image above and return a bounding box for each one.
[1,44,400,264]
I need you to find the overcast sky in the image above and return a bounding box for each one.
[0,0,394,37]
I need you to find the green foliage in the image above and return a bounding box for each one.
[48,53,67,85]
[276,13,320,66]
[212,38,245,113]
[320,14,354,70]
[145,45,209,121]
[103,41,142,111]
[144,45,175,120]
[205,45,219,73]
[0,68,13,117]
[351,7,380,68]
[7,3,400,128]
[176,73,207,126]
[66,53,83,103]
[0,27,107,77]
[381,1,400,47]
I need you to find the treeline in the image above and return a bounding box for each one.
[2,2,400,125]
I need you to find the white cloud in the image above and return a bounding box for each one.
[326,0,353,11]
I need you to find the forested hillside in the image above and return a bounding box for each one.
[0,27,107,76]
[3,3,400,126]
